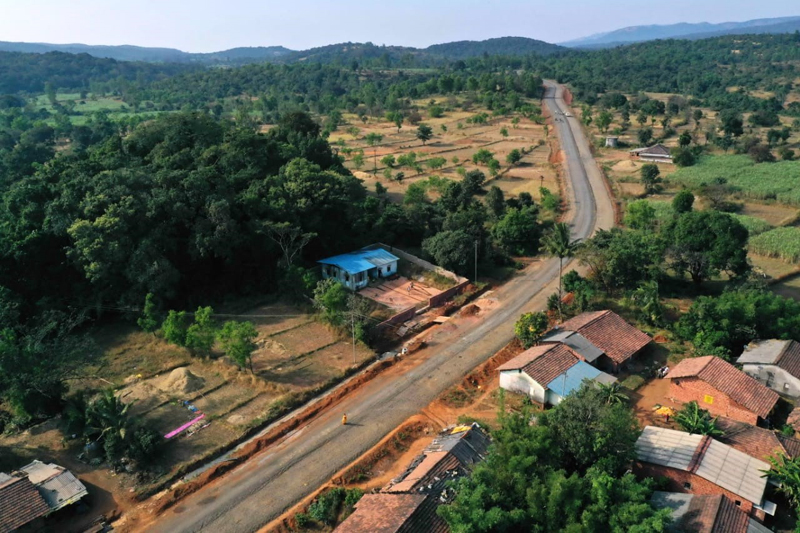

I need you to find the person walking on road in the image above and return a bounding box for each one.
[342,414,348,425]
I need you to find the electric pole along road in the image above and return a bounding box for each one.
[146,80,615,533]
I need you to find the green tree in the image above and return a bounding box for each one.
[678,131,692,147]
[485,185,506,218]
[352,151,365,169]
[472,148,494,166]
[720,110,744,137]
[671,147,696,167]
[137,293,159,334]
[640,164,662,194]
[672,189,694,214]
[765,453,800,517]
[185,306,216,356]
[426,156,446,170]
[492,207,540,255]
[499,127,509,137]
[416,123,433,145]
[162,310,190,348]
[637,127,653,146]
[578,228,664,296]
[630,281,664,326]
[596,110,613,133]
[364,132,383,174]
[514,311,549,348]
[624,200,657,230]
[381,154,396,168]
[217,321,258,373]
[44,81,57,106]
[422,230,474,276]
[487,158,501,177]
[85,389,132,463]
[313,279,349,327]
[675,401,724,436]
[666,210,749,284]
[748,143,775,163]
[505,148,522,166]
[543,222,578,319]
[597,381,628,405]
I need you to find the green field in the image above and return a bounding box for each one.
[749,227,800,263]
[668,155,800,205]
[730,214,773,236]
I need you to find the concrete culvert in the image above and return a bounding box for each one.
[158,367,204,394]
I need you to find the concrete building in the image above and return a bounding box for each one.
[605,136,619,148]
[667,356,779,425]
[736,339,800,398]
[497,343,616,405]
[318,246,399,291]
[634,426,776,521]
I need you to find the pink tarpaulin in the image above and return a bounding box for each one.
[164,413,205,439]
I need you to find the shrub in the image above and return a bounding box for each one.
[308,487,346,525]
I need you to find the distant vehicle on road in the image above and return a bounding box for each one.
[564,112,573,117]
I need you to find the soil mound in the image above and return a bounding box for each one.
[460,304,480,317]
[159,367,204,394]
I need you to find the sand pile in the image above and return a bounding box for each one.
[158,367,204,394]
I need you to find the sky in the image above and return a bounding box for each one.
[1,0,797,52]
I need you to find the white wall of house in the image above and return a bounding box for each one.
[741,364,800,398]
[321,266,369,291]
[378,260,398,278]
[499,370,546,404]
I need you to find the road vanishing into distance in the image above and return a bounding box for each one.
[145,81,615,533]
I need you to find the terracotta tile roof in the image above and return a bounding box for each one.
[557,310,651,364]
[668,356,779,419]
[788,407,800,432]
[0,475,49,533]
[335,493,428,533]
[716,417,800,460]
[384,452,460,493]
[498,344,579,386]
[652,492,770,533]
[777,340,800,380]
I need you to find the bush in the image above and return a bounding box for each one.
[294,513,312,528]
[308,487,346,525]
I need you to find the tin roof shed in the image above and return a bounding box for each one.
[318,248,399,275]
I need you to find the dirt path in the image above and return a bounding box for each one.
[134,82,615,533]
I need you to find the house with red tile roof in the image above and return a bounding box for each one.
[335,424,489,533]
[0,473,49,533]
[737,339,800,398]
[497,344,616,405]
[667,356,779,425]
[716,417,800,461]
[541,310,651,372]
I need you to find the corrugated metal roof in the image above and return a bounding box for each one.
[546,361,602,397]
[20,461,88,511]
[637,427,771,506]
[694,440,769,506]
[318,247,399,274]
[549,331,604,363]
[636,426,704,471]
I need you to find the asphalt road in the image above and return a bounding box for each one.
[145,81,614,533]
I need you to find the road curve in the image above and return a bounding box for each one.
[145,81,614,533]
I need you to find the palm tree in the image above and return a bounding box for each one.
[765,453,800,510]
[542,222,578,320]
[674,401,724,437]
[597,382,627,405]
[85,389,131,443]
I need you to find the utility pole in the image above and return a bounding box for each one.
[474,241,478,283]
[351,312,356,366]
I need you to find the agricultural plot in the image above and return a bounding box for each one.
[749,227,800,263]
[668,155,800,205]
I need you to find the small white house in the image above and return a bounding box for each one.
[318,247,399,291]
[629,144,673,163]
[497,344,616,405]
[737,339,800,398]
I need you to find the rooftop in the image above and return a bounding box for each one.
[334,493,432,533]
[318,247,399,275]
[497,343,580,386]
[737,339,800,381]
[716,417,800,461]
[554,310,651,365]
[539,330,604,363]
[630,144,672,157]
[546,360,616,397]
[19,461,88,512]
[636,426,770,505]
[651,492,771,533]
[0,475,49,533]
[668,356,779,419]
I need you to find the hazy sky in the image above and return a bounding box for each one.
[1,1,797,51]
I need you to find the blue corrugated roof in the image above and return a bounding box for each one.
[318,248,399,274]
[546,360,602,397]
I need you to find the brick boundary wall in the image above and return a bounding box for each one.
[374,243,467,285]
[374,305,417,334]
[428,280,470,308]
[669,379,759,425]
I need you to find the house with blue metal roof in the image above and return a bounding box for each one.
[318,246,399,291]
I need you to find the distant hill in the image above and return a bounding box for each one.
[0,41,294,64]
[563,16,800,48]
[0,37,562,67]
[424,37,563,59]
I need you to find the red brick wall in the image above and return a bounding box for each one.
[633,462,765,521]
[669,378,758,425]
